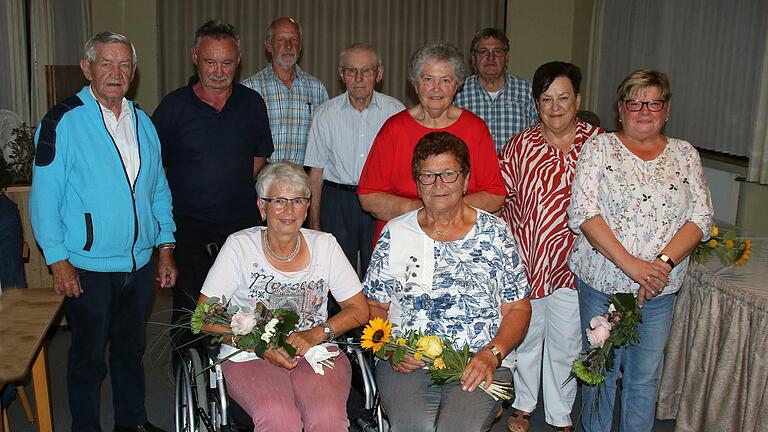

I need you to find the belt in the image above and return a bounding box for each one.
[323,180,358,192]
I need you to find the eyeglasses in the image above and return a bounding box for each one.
[416,170,464,185]
[623,99,666,112]
[261,197,311,209]
[341,66,378,77]
[473,48,507,58]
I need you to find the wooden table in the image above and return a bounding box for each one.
[0,289,63,432]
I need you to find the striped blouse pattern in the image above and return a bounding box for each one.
[499,120,603,298]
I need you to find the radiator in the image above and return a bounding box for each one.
[702,166,740,225]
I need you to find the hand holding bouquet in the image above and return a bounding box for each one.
[360,318,513,401]
[693,225,751,266]
[570,293,641,385]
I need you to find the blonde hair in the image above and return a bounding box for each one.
[617,69,671,101]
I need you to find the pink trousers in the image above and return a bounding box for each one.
[221,351,351,432]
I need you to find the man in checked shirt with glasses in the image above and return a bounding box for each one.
[455,28,538,153]
[242,17,328,166]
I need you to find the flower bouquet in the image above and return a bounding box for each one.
[692,225,751,266]
[190,297,338,373]
[360,318,513,401]
[569,293,641,385]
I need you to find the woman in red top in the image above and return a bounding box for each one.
[357,42,506,241]
[500,62,602,432]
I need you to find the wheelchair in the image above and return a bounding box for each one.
[174,337,385,432]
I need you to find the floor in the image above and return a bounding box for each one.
[5,288,676,431]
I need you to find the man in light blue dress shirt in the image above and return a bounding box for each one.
[304,43,404,278]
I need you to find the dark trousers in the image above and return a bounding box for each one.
[170,218,249,360]
[0,194,26,289]
[64,262,155,431]
[319,183,376,280]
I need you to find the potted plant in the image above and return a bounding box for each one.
[3,124,36,183]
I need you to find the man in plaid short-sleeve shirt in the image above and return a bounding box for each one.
[242,17,328,166]
[455,28,537,153]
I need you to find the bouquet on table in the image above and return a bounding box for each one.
[190,297,338,374]
[692,225,751,266]
[569,293,641,386]
[360,318,513,401]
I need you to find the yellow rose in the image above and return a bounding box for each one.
[725,240,734,249]
[708,239,718,248]
[711,226,719,237]
[432,357,446,369]
[416,335,444,359]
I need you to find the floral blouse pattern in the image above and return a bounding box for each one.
[567,133,713,295]
[363,209,530,353]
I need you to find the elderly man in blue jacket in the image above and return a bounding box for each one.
[29,32,176,432]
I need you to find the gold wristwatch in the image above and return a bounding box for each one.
[485,344,503,367]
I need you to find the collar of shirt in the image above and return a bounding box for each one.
[341,90,380,112]
[89,85,130,122]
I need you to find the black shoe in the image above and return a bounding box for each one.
[114,422,167,432]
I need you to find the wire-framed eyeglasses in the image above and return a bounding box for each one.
[623,99,666,112]
[416,170,464,185]
[261,197,311,209]
[341,66,378,77]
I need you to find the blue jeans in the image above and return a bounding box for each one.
[577,277,676,432]
[0,194,26,289]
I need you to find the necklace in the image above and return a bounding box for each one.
[262,230,301,262]
[435,229,448,237]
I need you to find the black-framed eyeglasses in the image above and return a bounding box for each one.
[416,170,464,185]
[623,99,666,112]
[341,66,378,77]
[473,48,507,58]
[261,197,311,209]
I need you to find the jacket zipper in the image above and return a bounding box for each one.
[99,104,142,271]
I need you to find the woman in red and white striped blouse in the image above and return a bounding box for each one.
[500,61,602,432]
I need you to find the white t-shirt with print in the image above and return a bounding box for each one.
[201,227,362,362]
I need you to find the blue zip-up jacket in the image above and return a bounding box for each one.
[30,86,175,272]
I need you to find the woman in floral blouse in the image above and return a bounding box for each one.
[500,61,602,432]
[364,131,531,432]
[567,69,713,432]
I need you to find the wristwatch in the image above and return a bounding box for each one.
[485,344,503,367]
[320,322,335,342]
[656,253,676,269]
[158,242,176,252]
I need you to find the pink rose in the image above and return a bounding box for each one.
[586,325,611,348]
[230,310,259,335]
[590,315,612,331]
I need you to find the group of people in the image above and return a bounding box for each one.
[26,13,712,432]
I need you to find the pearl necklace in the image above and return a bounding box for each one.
[262,230,301,262]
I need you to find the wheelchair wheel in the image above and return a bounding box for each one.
[175,348,211,431]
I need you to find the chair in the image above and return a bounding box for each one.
[174,339,383,432]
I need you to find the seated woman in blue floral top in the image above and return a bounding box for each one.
[363,131,532,432]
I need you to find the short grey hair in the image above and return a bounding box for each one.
[339,43,381,67]
[193,20,240,51]
[84,32,137,65]
[265,17,303,42]
[256,161,311,198]
[407,42,466,87]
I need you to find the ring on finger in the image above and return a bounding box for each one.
[645,275,651,282]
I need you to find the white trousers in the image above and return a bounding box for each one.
[512,288,581,427]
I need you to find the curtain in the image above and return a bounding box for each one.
[29,0,55,122]
[748,26,768,184]
[0,0,31,122]
[158,0,505,106]
[593,0,768,158]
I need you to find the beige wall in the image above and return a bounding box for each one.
[506,0,595,106]
[91,0,160,110]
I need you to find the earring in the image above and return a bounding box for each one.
[618,119,622,123]
[665,118,669,122]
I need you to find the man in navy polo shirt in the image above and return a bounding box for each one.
[152,20,273,360]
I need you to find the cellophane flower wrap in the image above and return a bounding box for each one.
[190,296,300,358]
[360,318,513,401]
[570,293,641,386]
[692,225,751,266]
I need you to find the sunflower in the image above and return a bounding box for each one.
[361,317,392,352]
